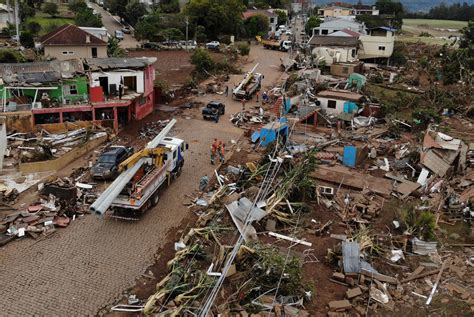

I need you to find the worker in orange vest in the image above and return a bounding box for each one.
[218,141,225,163]
[210,138,219,165]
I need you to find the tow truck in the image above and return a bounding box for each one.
[232,64,262,100]
[90,119,187,219]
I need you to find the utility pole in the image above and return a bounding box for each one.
[185,17,189,50]
[14,0,19,43]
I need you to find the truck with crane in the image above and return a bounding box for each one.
[232,64,262,100]
[90,119,187,219]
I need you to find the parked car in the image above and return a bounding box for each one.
[122,26,131,34]
[91,146,133,180]
[206,41,220,50]
[142,42,160,49]
[202,101,225,121]
[115,30,124,40]
[179,40,197,49]
[285,30,293,35]
[98,0,104,6]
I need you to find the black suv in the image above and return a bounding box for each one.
[202,101,225,121]
[91,146,133,180]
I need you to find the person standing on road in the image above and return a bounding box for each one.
[210,138,219,165]
[256,91,259,102]
[218,141,225,163]
[224,85,229,97]
[242,99,246,111]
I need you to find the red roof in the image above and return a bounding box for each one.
[40,24,106,46]
[242,9,277,20]
[340,28,361,37]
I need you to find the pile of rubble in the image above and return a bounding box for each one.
[6,128,107,166]
[0,177,97,246]
[230,108,271,128]
[138,120,171,141]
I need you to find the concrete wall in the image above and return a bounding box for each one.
[316,97,346,115]
[91,70,145,94]
[19,134,107,174]
[312,46,357,65]
[44,45,107,61]
[359,33,394,59]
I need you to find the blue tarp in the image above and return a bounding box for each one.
[343,101,358,114]
[343,145,357,168]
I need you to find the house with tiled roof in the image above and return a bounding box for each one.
[40,24,107,61]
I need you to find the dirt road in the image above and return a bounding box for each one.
[0,45,287,315]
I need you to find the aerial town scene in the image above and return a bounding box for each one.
[0,0,473,315]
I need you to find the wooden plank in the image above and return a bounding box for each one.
[401,269,440,283]
[360,269,399,285]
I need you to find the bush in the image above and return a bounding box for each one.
[419,32,432,37]
[0,49,24,63]
[217,34,232,45]
[27,21,41,35]
[190,48,215,77]
[20,32,35,48]
[237,43,250,56]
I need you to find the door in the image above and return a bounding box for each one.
[99,77,109,95]
[91,47,98,58]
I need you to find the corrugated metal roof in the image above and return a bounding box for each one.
[0,60,84,84]
[411,237,437,255]
[342,241,360,273]
[84,57,157,71]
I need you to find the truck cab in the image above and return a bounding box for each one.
[160,137,188,175]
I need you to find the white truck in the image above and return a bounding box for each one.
[232,64,262,100]
[90,120,188,219]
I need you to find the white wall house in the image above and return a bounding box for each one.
[312,18,366,36]
[315,90,363,115]
[358,27,395,59]
[309,36,359,66]
[0,4,13,30]
[91,70,145,95]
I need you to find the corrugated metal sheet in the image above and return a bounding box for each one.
[84,57,157,71]
[342,241,360,273]
[411,238,437,255]
[421,150,450,176]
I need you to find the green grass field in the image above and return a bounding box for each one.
[28,16,75,35]
[399,19,468,45]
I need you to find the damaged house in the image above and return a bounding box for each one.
[0,57,156,133]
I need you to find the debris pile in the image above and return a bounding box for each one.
[230,108,271,128]
[0,177,97,246]
[138,120,171,141]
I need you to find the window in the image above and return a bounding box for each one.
[351,49,356,58]
[173,151,177,159]
[62,51,74,55]
[91,47,98,58]
[378,46,386,51]
[314,29,320,35]
[65,84,78,95]
[270,18,274,24]
[321,29,329,35]
[327,100,337,109]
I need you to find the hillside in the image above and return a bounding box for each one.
[313,0,474,12]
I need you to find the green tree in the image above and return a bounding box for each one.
[185,0,245,40]
[159,28,184,41]
[20,31,35,48]
[107,0,128,19]
[305,16,321,35]
[76,9,103,27]
[238,43,250,56]
[27,21,42,35]
[159,0,180,13]
[125,1,148,27]
[274,9,287,26]
[43,2,59,18]
[190,48,214,75]
[195,25,207,43]
[244,14,269,38]
[135,10,161,41]
[68,0,88,13]
[19,3,35,21]
[376,0,403,29]
[107,36,125,57]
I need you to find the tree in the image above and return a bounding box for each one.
[107,0,128,19]
[244,14,269,38]
[134,10,161,41]
[190,48,214,75]
[305,16,321,35]
[274,9,287,26]
[159,0,180,13]
[20,3,35,21]
[195,25,207,43]
[125,1,148,27]
[107,36,125,57]
[43,3,59,18]
[68,0,88,13]
[159,28,184,41]
[376,0,403,29]
[238,43,250,56]
[20,32,35,48]
[185,0,245,40]
[75,9,103,27]
[27,21,42,35]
